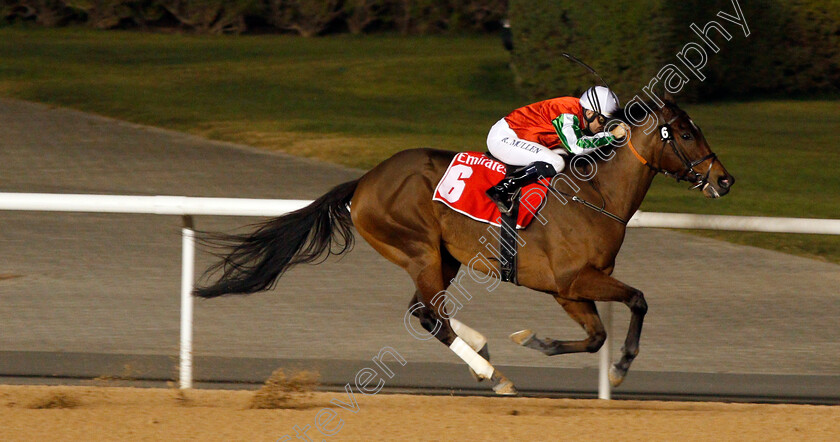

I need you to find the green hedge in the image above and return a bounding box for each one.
[509,0,839,102]
[0,0,508,35]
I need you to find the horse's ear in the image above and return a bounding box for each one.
[663,91,676,104]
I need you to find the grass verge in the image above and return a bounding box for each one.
[0,27,837,262]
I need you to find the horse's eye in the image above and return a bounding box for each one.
[681,133,692,140]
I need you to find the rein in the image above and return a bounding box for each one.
[543,181,629,225]
[571,194,628,225]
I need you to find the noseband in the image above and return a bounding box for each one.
[626,116,717,189]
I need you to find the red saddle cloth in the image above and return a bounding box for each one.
[432,152,550,229]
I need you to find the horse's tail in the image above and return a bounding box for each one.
[194,179,359,298]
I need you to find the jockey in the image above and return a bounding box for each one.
[485,86,628,214]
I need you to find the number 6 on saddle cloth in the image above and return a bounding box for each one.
[432,151,553,283]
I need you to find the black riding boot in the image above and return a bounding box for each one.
[486,161,557,214]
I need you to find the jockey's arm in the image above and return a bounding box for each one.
[551,114,615,156]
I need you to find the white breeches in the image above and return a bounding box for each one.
[486,119,566,171]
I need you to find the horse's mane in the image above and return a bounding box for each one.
[616,97,697,133]
[567,99,676,171]
[572,144,618,165]
[613,98,678,126]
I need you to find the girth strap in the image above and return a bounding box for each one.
[499,205,520,285]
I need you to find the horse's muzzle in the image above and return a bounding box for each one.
[703,173,734,198]
[718,174,734,191]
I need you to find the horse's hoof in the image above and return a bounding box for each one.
[609,365,626,387]
[493,380,518,396]
[510,329,535,346]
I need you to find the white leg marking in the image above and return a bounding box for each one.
[450,318,487,351]
[449,337,494,380]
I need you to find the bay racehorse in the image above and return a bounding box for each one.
[195,98,734,394]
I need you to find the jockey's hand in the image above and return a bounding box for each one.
[610,122,630,139]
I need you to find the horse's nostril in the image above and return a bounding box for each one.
[718,176,733,188]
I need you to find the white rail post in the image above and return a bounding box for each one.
[179,215,195,389]
[598,302,613,399]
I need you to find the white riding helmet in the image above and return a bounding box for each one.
[579,86,620,118]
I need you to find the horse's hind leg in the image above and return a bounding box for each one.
[437,251,491,382]
[450,318,490,382]
[408,297,490,382]
[351,175,512,393]
[407,255,515,395]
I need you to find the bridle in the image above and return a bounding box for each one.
[626,115,718,190]
[558,53,716,189]
[546,114,720,226]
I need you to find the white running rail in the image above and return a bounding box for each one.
[1,192,839,396]
[0,192,309,390]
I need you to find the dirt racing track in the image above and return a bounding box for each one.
[1,385,839,441]
[1,98,839,439]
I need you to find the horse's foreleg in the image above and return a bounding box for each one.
[567,267,648,387]
[510,299,606,355]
